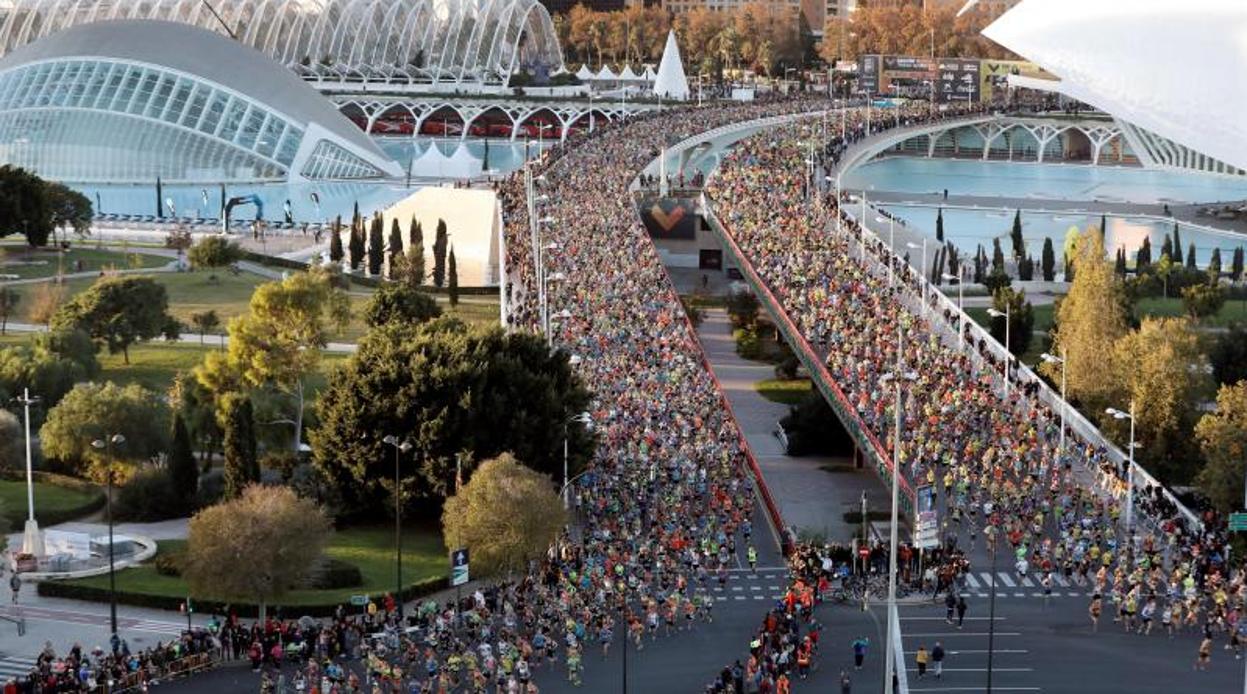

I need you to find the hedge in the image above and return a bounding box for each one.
[37,576,449,619]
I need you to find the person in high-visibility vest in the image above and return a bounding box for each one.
[747,546,758,573]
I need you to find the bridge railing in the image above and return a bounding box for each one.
[847,202,1204,533]
[702,193,916,515]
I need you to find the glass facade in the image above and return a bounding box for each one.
[0,57,386,182]
[0,0,564,86]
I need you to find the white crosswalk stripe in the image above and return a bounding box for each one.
[965,573,981,589]
[998,573,1016,587]
[0,656,38,682]
[1019,576,1034,587]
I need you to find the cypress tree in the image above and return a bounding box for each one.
[992,237,1006,273]
[1161,234,1173,260]
[408,217,426,286]
[1041,237,1055,281]
[448,247,459,306]
[1136,236,1152,272]
[946,243,960,278]
[974,245,986,283]
[936,208,944,243]
[1100,214,1108,235]
[1173,223,1183,265]
[329,215,344,263]
[1187,242,1197,270]
[1232,247,1244,282]
[1209,247,1222,281]
[169,414,198,503]
[1019,253,1035,281]
[432,219,449,288]
[1010,210,1024,259]
[222,394,258,500]
[388,217,404,277]
[348,218,365,270]
[367,214,385,276]
[1064,252,1075,282]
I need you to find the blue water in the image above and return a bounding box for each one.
[846,158,1247,205]
[880,204,1247,268]
[72,137,544,225]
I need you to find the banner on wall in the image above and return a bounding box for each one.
[914,485,939,549]
[936,59,981,103]
[979,59,1053,102]
[639,195,698,240]
[858,55,881,95]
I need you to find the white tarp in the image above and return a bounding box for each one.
[983,0,1247,172]
[575,64,594,81]
[596,65,617,81]
[618,65,640,81]
[653,30,689,100]
[642,65,657,82]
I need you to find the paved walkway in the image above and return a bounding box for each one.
[695,308,886,543]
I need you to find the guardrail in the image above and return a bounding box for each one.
[702,194,916,515]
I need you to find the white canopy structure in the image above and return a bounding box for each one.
[642,65,657,82]
[595,65,618,81]
[618,65,640,81]
[984,0,1247,173]
[653,30,689,100]
[575,64,595,81]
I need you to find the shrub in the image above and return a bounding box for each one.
[726,290,760,329]
[733,327,764,360]
[305,558,363,590]
[115,468,186,522]
[154,551,184,577]
[195,468,224,508]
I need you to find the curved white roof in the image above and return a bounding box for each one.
[984,0,1247,172]
[0,0,564,86]
[0,20,400,182]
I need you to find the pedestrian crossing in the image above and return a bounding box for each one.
[0,655,38,682]
[700,569,1101,603]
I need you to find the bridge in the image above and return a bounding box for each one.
[329,94,661,141]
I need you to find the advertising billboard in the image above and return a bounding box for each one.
[936,59,981,103]
[858,55,881,95]
[979,59,1053,102]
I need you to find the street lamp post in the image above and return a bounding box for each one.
[1040,350,1067,467]
[906,239,928,310]
[15,389,42,558]
[879,325,917,694]
[986,304,1011,395]
[562,412,592,510]
[382,435,413,622]
[941,268,965,347]
[90,433,126,641]
[1105,403,1137,534]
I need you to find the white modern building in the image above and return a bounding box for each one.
[0,20,403,183]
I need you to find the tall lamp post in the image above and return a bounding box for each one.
[382,435,413,622]
[941,268,965,347]
[90,433,126,641]
[562,412,592,510]
[1040,350,1067,466]
[879,325,917,694]
[1105,403,1137,534]
[986,305,1011,395]
[15,389,42,558]
[905,239,928,310]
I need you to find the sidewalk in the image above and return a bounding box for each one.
[695,308,887,544]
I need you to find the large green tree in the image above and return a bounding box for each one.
[224,270,349,451]
[188,236,241,272]
[169,413,199,503]
[988,287,1034,357]
[39,382,170,482]
[0,165,53,247]
[432,219,449,288]
[1045,230,1128,410]
[50,276,178,364]
[1195,382,1247,511]
[442,453,566,577]
[367,215,385,276]
[0,329,97,408]
[311,318,593,516]
[1209,324,1247,387]
[45,182,92,242]
[363,282,442,328]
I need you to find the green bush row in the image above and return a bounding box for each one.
[153,553,361,590]
[37,575,449,619]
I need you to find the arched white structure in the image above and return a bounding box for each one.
[0,20,401,182]
[0,0,564,86]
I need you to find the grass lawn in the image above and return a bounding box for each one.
[0,479,102,527]
[755,378,812,405]
[95,341,349,394]
[0,246,165,280]
[1135,295,1247,327]
[65,525,446,608]
[6,271,266,326]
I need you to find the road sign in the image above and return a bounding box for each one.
[1229,513,1247,531]
[450,548,470,587]
[914,485,940,549]
[349,594,368,607]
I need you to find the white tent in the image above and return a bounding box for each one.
[642,65,657,82]
[652,30,689,100]
[618,65,640,81]
[575,64,594,81]
[596,65,618,81]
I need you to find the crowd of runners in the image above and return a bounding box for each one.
[704,114,1242,676]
